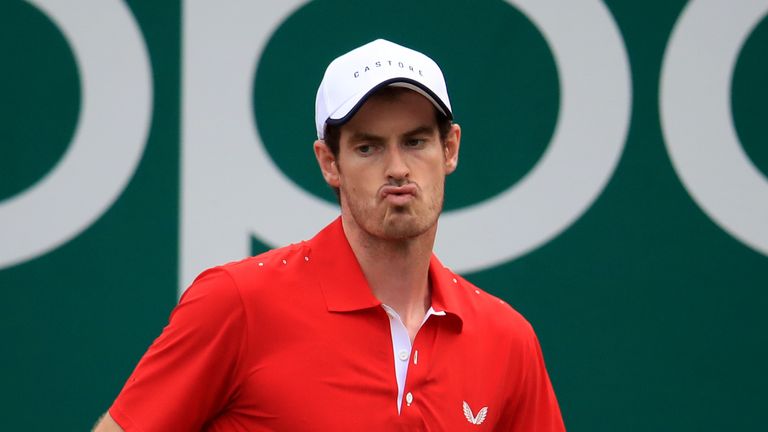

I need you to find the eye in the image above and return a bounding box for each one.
[356,144,373,155]
[405,138,426,148]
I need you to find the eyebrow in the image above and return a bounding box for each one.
[347,125,437,143]
[348,131,384,144]
[403,125,437,137]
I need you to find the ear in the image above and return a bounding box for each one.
[443,123,461,175]
[313,140,340,188]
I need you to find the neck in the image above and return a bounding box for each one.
[341,215,435,325]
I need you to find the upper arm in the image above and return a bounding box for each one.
[108,269,248,431]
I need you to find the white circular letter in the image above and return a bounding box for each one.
[660,0,768,256]
[0,0,153,269]
[436,0,632,272]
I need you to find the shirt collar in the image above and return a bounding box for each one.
[427,253,465,331]
[308,217,381,312]
[308,217,465,330]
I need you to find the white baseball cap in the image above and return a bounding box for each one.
[315,39,453,139]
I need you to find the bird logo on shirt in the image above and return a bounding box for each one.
[462,401,488,425]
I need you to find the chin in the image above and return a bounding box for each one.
[344,197,441,241]
[379,216,436,241]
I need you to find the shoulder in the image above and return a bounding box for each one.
[452,273,537,345]
[187,241,313,301]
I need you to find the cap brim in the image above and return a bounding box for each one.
[325,77,452,128]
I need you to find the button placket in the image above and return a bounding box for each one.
[384,305,442,416]
[402,318,435,414]
[381,304,412,413]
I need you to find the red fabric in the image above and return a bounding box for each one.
[110,217,565,431]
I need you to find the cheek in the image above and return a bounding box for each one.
[339,171,370,202]
[340,164,377,189]
[431,177,446,201]
[426,170,447,203]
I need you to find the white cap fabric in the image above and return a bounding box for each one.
[315,39,453,139]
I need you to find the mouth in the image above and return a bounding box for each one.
[380,184,418,205]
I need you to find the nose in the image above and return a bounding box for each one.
[384,145,409,182]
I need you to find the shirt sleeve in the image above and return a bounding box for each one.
[503,329,566,431]
[109,268,247,432]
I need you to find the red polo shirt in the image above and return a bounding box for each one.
[110,218,564,431]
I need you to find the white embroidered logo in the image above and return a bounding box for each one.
[462,401,488,425]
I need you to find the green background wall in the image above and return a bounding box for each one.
[1,1,766,430]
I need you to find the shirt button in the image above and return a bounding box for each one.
[398,349,409,361]
[406,392,413,406]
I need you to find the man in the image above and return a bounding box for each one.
[95,39,565,431]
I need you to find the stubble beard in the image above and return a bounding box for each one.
[343,184,444,242]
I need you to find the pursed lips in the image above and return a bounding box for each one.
[380,183,418,205]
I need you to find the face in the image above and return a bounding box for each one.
[314,89,460,242]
